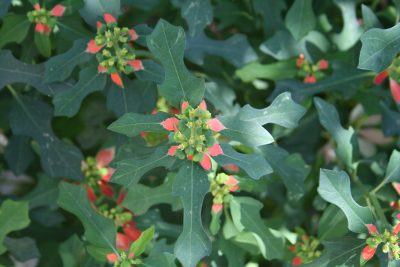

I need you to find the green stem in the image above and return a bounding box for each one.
[371,177,388,195]
[134,50,156,60]
[370,193,389,226]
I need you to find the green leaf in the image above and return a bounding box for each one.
[0,14,30,48]
[214,144,272,180]
[205,81,239,115]
[172,162,211,267]
[53,67,107,117]
[142,253,177,267]
[108,112,170,137]
[230,196,284,260]
[59,235,85,267]
[303,236,364,267]
[107,80,157,117]
[79,0,121,26]
[0,50,73,96]
[4,237,40,262]
[147,19,204,107]
[185,32,257,68]
[178,0,212,37]
[34,32,52,58]
[123,174,180,215]
[314,97,359,167]
[385,150,400,183]
[359,23,400,72]
[361,4,381,30]
[58,182,118,253]
[135,59,165,84]
[235,60,297,82]
[380,102,400,136]
[318,169,374,233]
[0,0,11,18]
[260,145,309,200]
[21,174,59,209]
[238,92,306,128]
[111,146,176,187]
[218,116,274,146]
[130,226,155,257]
[252,0,286,36]
[317,205,348,241]
[285,0,316,40]
[44,38,92,83]
[332,0,362,51]
[4,135,34,175]
[0,200,30,254]
[9,97,83,180]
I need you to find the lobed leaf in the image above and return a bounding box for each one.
[172,162,211,267]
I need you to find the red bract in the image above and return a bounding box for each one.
[96,147,115,168]
[104,13,117,24]
[86,39,104,54]
[374,70,389,85]
[318,59,329,70]
[361,245,376,262]
[51,4,66,17]
[393,223,400,235]
[85,185,97,203]
[161,117,179,132]
[111,73,124,88]
[223,164,239,173]
[123,221,142,241]
[389,79,400,103]
[304,75,316,84]
[35,23,51,33]
[212,203,223,213]
[292,256,302,266]
[366,224,379,235]
[207,118,225,132]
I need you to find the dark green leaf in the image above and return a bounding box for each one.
[4,237,40,262]
[214,144,272,180]
[58,182,118,253]
[172,162,211,267]
[185,32,257,68]
[0,0,11,18]
[230,196,284,260]
[0,50,74,96]
[218,116,274,146]
[34,32,52,58]
[123,174,180,215]
[361,4,381,30]
[53,67,107,117]
[285,0,316,40]
[9,97,83,180]
[252,0,286,36]
[44,38,92,83]
[178,0,212,37]
[79,0,121,26]
[260,145,309,200]
[204,81,239,115]
[59,235,85,267]
[0,14,30,48]
[380,102,400,136]
[111,146,176,187]
[238,92,306,128]
[4,135,34,175]
[318,169,374,233]
[106,79,157,117]
[135,60,164,84]
[108,112,170,137]
[142,253,177,267]
[21,174,59,209]
[147,19,204,107]
[317,205,348,241]
[314,97,358,167]
[0,200,30,254]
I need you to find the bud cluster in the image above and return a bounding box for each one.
[94,25,137,75]
[210,173,239,213]
[290,230,322,266]
[170,104,217,162]
[82,156,110,189]
[296,54,329,84]
[98,203,133,225]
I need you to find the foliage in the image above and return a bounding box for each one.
[0,1,400,267]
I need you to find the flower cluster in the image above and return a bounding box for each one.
[210,173,239,214]
[81,148,142,265]
[373,56,400,104]
[361,223,400,264]
[289,230,322,266]
[296,54,329,84]
[86,13,143,88]
[27,3,65,33]
[161,100,225,170]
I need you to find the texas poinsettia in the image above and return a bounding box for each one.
[161,100,224,170]
[27,3,65,33]
[86,13,143,87]
[361,223,400,265]
[296,54,329,84]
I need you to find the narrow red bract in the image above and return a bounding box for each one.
[390,79,400,103]
[111,73,124,88]
[86,39,104,54]
[292,256,302,266]
[374,70,389,85]
[212,203,223,213]
[128,60,144,71]
[361,245,376,262]
[103,13,117,24]
[51,4,66,17]
[207,118,225,132]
